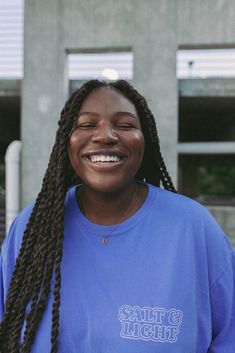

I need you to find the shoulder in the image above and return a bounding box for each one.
[151,184,234,269]
[148,183,211,223]
[64,185,77,209]
[149,183,234,250]
[149,184,235,285]
[159,187,228,234]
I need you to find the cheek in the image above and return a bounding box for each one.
[133,132,145,157]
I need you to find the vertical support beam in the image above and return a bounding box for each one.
[21,0,67,206]
[133,0,178,186]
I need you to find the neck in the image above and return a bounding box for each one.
[77,181,147,225]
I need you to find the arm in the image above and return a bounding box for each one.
[208,251,235,353]
[0,207,32,322]
[0,220,18,322]
[0,253,4,321]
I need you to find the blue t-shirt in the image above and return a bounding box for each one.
[0,184,235,353]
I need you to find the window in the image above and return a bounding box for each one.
[0,0,23,79]
[67,50,133,93]
[177,49,235,79]
[177,49,235,204]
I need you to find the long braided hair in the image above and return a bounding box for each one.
[0,79,176,352]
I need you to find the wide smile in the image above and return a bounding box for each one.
[82,151,127,170]
[85,154,124,163]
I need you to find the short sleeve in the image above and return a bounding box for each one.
[0,253,4,320]
[202,209,235,352]
[0,218,19,321]
[208,251,235,352]
[0,203,34,322]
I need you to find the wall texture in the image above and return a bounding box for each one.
[177,0,235,46]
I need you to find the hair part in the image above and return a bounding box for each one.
[0,79,176,352]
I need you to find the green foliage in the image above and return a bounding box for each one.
[199,166,235,196]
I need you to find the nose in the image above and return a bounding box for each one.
[92,123,119,144]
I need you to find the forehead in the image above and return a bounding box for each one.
[78,86,137,115]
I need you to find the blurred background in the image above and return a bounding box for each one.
[0,0,235,246]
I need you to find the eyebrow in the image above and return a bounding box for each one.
[77,112,99,118]
[77,111,138,120]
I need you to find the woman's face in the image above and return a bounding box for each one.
[68,86,145,193]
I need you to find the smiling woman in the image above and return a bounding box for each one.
[0,80,234,353]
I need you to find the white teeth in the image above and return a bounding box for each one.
[89,155,122,163]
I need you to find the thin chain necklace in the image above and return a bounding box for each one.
[81,183,138,245]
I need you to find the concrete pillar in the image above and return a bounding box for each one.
[21,0,68,206]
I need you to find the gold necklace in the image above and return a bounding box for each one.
[81,183,138,245]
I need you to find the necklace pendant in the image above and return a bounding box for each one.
[101,237,109,245]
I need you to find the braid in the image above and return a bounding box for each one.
[50,129,69,353]
[0,79,176,352]
[159,151,177,192]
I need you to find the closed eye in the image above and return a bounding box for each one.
[116,124,135,129]
[77,123,96,128]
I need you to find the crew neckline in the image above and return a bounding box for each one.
[67,182,159,238]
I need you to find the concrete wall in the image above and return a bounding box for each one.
[177,0,235,46]
[22,0,178,205]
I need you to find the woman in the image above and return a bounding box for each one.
[0,80,234,352]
